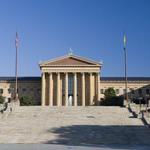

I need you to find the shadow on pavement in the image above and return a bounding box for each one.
[44,125,150,149]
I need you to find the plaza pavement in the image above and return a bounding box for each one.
[0,144,150,150]
[0,106,150,149]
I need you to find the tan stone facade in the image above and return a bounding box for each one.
[0,77,150,105]
[39,54,102,106]
[0,77,41,104]
[0,55,150,105]
[100,77,150,99]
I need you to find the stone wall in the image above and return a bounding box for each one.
[0,77,150,105]
[0,80,41,104]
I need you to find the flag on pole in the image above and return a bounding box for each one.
[15,32,19,48]
[123,34,126,48]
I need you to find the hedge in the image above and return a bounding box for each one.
[100,96,124,107]
[20,96,35,106]
[0,96,5,104]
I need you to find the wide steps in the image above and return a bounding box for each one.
[0,106,148,144]
[3,106,134,125]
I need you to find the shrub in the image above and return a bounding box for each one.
[100,96,124,107]
[20,96,35,106]
[0,96,5,104]
[104,87,116,99]
[100,88,124,106]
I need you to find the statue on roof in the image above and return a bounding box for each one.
[68,48,73,56]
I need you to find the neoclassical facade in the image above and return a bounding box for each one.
[0,55,150,105]
[39,54,102,106]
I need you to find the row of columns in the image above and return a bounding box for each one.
[41,72,100,106]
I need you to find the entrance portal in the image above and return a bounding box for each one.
[68,95,73,106]
[68,74,73,106]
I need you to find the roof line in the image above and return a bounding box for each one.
[39,54,102,66]
[0,76,150,81]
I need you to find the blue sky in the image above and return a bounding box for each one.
[0,0,150,77]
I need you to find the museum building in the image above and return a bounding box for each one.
[39,54,102,106]
[0,54,150,106]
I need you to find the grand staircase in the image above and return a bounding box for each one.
[0,106,150,144]
[1,106,142,125]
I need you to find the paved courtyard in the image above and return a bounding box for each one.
[0,106,150,146]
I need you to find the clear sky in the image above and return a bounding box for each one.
[0,0,150,77]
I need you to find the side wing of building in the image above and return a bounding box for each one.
[100,77,150,99]
[0,77,150,105]
[0,77,41,105]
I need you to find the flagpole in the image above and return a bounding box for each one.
[123,34,129,106]
[15,32,18,101]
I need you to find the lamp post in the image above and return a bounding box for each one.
[123,34,129,106]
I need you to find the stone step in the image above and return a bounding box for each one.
[0,106,146,144]
[2,106,129,121]
[11,106,127,114]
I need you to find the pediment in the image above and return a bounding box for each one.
[40,54,101,67]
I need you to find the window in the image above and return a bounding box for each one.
[138,89,142,95]
[8,88,11,94]
[30,88,33,91]
[146,89,150,95]
[130,89,135,94]
[37,89,41,93]
[123,89,126,94]
[8,98,11,103]
[22,88,26,92]
[0,89,3,94]
[116,89,119,94]
[101,89,104,94]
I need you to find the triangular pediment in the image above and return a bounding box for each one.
[40,54,101,67]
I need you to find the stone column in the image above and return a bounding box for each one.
[57,73,61,106]
[65,73,68,106]
[49,73,53,106]
[42,72,46,106]
[74,73,77,106]
[82,73,85,106]
[89,73,93,105]
[97,73,100,101]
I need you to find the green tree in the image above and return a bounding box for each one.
[104,87,116,99]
